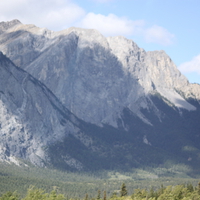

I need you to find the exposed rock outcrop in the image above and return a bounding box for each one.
[0,52,83,168]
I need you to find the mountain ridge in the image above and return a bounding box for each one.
[1,19,199,126]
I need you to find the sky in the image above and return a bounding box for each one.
[0,0,199,84]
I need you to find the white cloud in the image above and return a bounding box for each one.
[78,14,174,46]
[0,0,85,31]
[178,54,200,75]
[0,0,174,46]
[144,25,175,46]
[77,13,145,37]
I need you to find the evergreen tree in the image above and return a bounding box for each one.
[110,192,117,199]
[0,191,19,200]
[49,190,65,200]
[97,190,101,200]
[187,183,194,193]
[49,190,57,200]
[103,191,106,200]
[85,193,88,200]
[120,183,127,197]
[148,187,155,199]
[198,182,200,195]
[22,187,47,200]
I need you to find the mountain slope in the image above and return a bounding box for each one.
[0,51,92,169]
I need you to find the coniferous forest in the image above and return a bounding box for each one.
[1,162,200,200]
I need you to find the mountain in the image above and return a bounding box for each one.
[0,19,200,175]
[0,51,167,171]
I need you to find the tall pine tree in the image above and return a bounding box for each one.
[103,191,106,200]
[120,183,128,197]
[97,190,101,200]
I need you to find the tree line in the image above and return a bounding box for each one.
[1,182,200,200]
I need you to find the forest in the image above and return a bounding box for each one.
[1,161,200,200]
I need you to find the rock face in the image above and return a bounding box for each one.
[0,52,86,168]
[0,20,199,127]
[0,20,200,172]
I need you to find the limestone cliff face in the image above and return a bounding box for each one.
[0,20,199,127]
[107,37,199,110]
[0,52,84,168]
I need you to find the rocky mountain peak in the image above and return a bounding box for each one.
[140,50,188,90]
[107,36,145,66]
[0,19,21,33]
[57,27,110,50]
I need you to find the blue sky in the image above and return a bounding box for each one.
[0,0,200,84]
